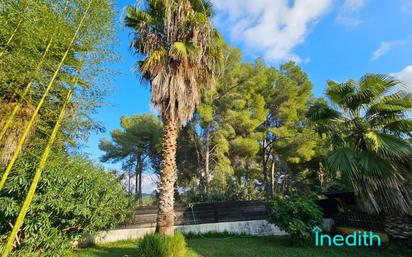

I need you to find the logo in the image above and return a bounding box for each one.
[312,226,381,247]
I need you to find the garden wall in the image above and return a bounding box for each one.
[95,220,287,243]
[87,200,335,244]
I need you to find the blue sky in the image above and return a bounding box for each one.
[83,0,412,191]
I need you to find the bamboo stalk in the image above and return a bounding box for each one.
[0,82,76,257]
[0,19,23,58]
[0,0,93,191]
[0,33,55,141]
[0,0,70,141]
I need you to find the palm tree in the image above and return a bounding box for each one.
[309,74,412,214]
[124,0,221,234]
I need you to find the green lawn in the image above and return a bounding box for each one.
[70,236,412,257]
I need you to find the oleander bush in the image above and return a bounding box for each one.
[0,151,129,256]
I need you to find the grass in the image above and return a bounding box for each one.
[69,239,199,257]
[70,235,412,257]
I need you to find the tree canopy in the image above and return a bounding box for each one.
[99,114,162,203]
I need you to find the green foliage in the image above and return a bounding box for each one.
[99,114,162,166]
[0,0,118,153]
[258,61,322,198]
[136,232,187,257]
[99,114,162,202]
[182,176,264,203]
[0,151,129,256]
[176,45,322,201]
[308,74,412,214]
[231,137,260,157]
[267,194,323,242]
[124,0,222,124]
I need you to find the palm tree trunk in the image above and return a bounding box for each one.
[156,116,178,235]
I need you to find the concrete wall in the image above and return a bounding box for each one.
[82,218,332,244]
[94,220,287,244]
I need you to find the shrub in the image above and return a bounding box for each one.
[137,232,187,257]
[0,152,129,256]
[267,194,323,243]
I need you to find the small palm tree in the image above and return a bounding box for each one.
[309,74,412,214]
[124,0,221,234]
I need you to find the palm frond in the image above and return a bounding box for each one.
[365,131,412,159]
[358,151,395,177]
[307,101,341,121]
[368,96,412,116]
[383,119,412,133]
[207,33,224,68]
[325,148,359,180]
[325,80,356,107]
[124,0,220,124]
[320,74,412,215]
[189,0,213,16]
[141,47,167,74]
[359,74,400,100]
[124,6,153,29]
[170,42,188,61]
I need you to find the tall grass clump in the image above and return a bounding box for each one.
[137,232,187,257]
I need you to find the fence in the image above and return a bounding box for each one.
[118,200,268,229]
[118,199,387,232]
[333,213,385,231]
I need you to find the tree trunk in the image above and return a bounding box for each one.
[191,126,203,198]
[261,141,271,199]
[128,167,131,195]
[270,159,276,197]
[138,160,140,202]
[261,122,272,200]
[204,124,210,194]
[156,117,178,235]
[138,163,143,206]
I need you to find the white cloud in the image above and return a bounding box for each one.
[211,0,332,62]
[342,0,367,11]
[372,40,406,60]
[402,0,412,12]
[391,66,412,93]
[336,0,367,27]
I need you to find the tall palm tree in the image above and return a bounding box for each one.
[124,0,221,234]
[309,74,412,214]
